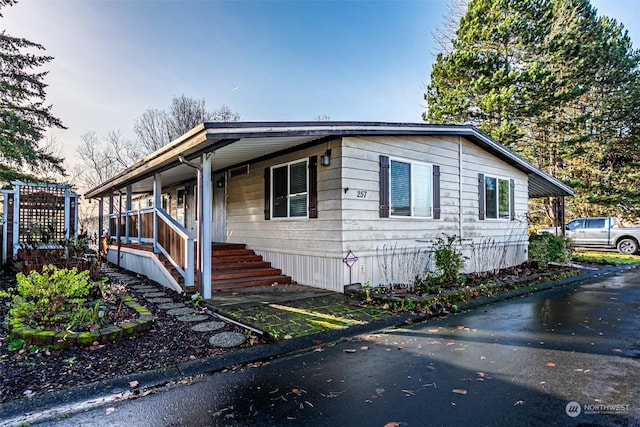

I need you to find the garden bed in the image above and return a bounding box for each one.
[347,264,581,315]
[7,295,153,350]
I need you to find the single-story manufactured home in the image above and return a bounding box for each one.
[84,122,573,298]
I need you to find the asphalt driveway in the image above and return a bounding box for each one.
[11,267,640,426]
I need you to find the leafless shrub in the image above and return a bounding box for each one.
[376,243,433,291]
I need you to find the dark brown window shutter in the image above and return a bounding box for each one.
[478,173,485,220]
[510,178,515,221]
[379,155,390,218]
[264,167,270,220]
[432,165,441,219]
[308,156,318,218]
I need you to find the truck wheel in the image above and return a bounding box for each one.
[617,238,639,255]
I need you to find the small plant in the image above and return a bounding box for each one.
[64,356,77,365]
[362,281,372,302]
[188,292,204,307]
[8,338,25,351]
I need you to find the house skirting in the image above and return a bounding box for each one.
[256,239,528,292]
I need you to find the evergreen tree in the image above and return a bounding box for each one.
[0,0,65,186]
[425,0,640,224]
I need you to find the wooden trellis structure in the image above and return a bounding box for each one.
[1,182,80,264]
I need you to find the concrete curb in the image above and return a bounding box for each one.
[1,263,637,423]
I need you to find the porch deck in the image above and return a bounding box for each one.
[111,241,294,294]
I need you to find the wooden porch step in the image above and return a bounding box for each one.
[211,254,264,264]
[211,248,255,257]
[212,275,293,291]
[212,268,282,281]
[211,243,246,250]
[211,261,272,271]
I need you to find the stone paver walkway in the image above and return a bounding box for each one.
[99,265,246,348]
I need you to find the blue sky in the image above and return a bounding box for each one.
[2,0,639,168]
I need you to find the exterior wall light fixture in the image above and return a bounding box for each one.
[321,149,331,166]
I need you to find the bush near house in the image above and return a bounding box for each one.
[0,266,97,331]
[528,232,572,267]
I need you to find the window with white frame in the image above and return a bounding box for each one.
[271,159,308,218]
[390,159,433,217]
[484,176,511,219]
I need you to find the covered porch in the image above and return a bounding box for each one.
[85,123,332,298]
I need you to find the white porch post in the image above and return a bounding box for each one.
[125,185,132,244]
[201,153,213,299]
[2,190,11,263]
[153,173,162,253]
[63,186,71,239]
[108,195,114,236]
[74,196,79,237]
[98,198,104,243]
[12,185,20,256]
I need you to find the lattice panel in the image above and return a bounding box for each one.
[19,185,67,244]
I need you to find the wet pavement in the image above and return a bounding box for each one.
[5,268,640,426]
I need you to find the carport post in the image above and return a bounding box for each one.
[125,185,132,244]
[153,173,162,253]
[201,152,213,299]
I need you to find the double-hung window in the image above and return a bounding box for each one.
[390,159,433,217]
[483,175,511,220]
[271,159,308,218]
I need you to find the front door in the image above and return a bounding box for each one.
[212,172,226,242]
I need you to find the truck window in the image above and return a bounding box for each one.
[567,219,585,230]
[586,218,606,228]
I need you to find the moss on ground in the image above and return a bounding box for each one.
[223,294,393,339]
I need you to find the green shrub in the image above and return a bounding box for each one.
[528,233,571,267]
[0,265,96,331]
[433,234,467,285]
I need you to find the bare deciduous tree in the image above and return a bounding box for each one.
[432,0,468,55]
[134,95,240,155]
[133,108,170,154]
[76,130,139,191]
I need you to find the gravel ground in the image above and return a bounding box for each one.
[0,269,264,404]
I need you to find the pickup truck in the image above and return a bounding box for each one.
[537,217,640,255]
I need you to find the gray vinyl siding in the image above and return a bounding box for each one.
[225,134,530,291]
[225,140,344,257]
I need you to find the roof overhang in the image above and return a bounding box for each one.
[84,122,574,199]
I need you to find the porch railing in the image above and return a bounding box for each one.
[108,207,195,288]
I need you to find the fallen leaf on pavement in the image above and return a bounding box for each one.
[375,388,385,396]
[397,346,405,350]
[384,422,403,427]
[361,346,369,351]
[612,348,622,353]
[546,362,556,367]
[129,380,139,389]
[452,389,467,395]
[428,328,439,333]
[344,349,357,353]
[292,388,302,395]
[476,371,486,378]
